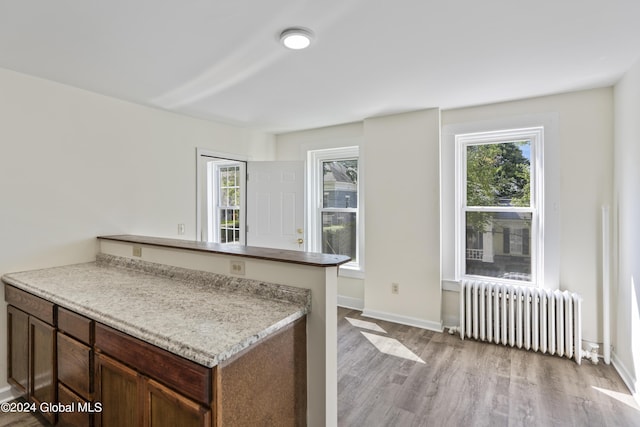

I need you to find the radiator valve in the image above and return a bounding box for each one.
[582,343,600,364]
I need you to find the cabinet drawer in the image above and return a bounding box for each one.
[5,285,55,325]
[59,307,94,345]
[58,332,92,400]
[58,383,93,427]
[95,323,212,405]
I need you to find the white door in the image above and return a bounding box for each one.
[246,161,305,251]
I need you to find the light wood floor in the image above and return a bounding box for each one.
[2,308,639,426]
[338,307,640,426]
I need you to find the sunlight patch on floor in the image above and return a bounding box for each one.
[592,386,640,411]
[346,317,387,333]
[361,331,425,364]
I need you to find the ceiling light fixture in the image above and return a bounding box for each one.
[280,27,314,50]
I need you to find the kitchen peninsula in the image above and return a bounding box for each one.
[3,235,350,426]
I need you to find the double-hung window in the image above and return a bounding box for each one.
[456,127,543,285]
[216,164,243,244]
[197,149,247,245]
[308,147,362,275]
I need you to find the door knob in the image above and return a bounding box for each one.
[297,238,304,245]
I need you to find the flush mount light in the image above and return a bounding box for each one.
[280,27,314,50]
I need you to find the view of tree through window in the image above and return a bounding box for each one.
[321,159,358,261]
[465,141,533,281]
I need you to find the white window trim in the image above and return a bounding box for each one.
[307,146,364,277]
[196,148,247,243]
[454,127,544,286]
[210,161,246,245]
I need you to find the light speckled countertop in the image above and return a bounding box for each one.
[1,254,310,368]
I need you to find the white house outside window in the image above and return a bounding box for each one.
[456,127,543,285]
[308,147,363,276]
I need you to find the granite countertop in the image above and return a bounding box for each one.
[1,254,310,368]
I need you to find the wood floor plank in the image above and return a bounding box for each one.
[338,307,640,427]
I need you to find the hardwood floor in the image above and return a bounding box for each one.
[0,398,49,427]
[2,308,639,426]
[338,307,640,427]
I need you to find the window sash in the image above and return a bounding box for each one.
[308,147,361,273]
[456,127,543,286]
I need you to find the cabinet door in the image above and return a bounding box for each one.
[29,315,56,424]
[95,353,142,427]
[7,305,29,395]
[145,378,211,427]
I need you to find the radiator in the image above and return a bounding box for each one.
[459,279,583,364]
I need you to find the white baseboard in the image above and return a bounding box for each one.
[337,295,364,310]
[361,309,444,333]
[611,350,640,407]
[0,385,21,403]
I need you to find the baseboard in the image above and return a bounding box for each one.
[337,295,364,310]
[611,350,640,407]
[0,385,20,403]
[361,309,444,333]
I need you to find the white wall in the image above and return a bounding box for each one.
[276,110,444,332]
[441,88,614,345]
[362,110,442,330]
[278,91,614,341]
[0,67,274,394]
[613,58,640,398]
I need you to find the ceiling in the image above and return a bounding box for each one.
[1,0,639,133]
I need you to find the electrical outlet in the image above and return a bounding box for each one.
[178,223,185,235]
[230,260,245,275]
[132,246,142,257]
[392,283,399,294]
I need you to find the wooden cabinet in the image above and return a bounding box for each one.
[5,283,307,427]
[57,307,95,427]
[5,285,56,424]
[95,352,211,427]
[94,324,211,427]
[146,378,211,427]
[58,333,92,400]
[29,315,56,420]
[57,382,95,427]
[7,305,29,395]
[95,353,141,427]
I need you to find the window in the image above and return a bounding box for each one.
[217,164,242,244]
[308,147,362,276]
[196,149,246,244]
[456,128,543,285]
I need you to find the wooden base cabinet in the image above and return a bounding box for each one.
[6,286,56,424]
[6,283,307,427]
[95,353,210,427]
[146,378,211,427]
[57,307,95,427]
[95,353,141,427]
[29,315,56,422]
[7,305,29,395]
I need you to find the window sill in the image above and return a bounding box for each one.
[338,266,364,280]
